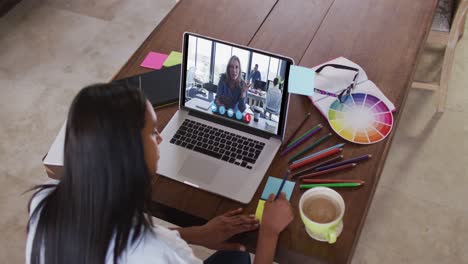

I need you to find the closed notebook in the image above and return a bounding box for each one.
[116,64,180,108]
[44,65,181,168]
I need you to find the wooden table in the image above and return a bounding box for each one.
[112,0,438,263]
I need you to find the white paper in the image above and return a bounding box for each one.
[43,120,66,166]
[309,57,395,118]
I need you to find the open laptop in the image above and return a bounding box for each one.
[157,32,294,203]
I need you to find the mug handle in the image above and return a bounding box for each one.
[327,228,337,244]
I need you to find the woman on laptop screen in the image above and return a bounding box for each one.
[26,82,293,264]
[215,55,249,113]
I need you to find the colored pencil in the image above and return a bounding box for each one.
[290,148,343,171]
[302,179,365,184]
[300,182,363,189]
[291,155,344,178]
[291,143,346,164]
[275,170,290,200]
[287,123,321,148]
[314,154,372,171]
[281,125,322,156]
[281,112,310,148]
[288,133,332,162]
[298,163,356,179]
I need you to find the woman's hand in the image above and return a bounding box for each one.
[260,193,294,236]
[253,193,294,264]
[197,208,259,251]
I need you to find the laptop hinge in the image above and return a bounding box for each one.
[188,110,272,139]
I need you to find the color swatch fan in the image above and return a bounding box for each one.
[328,93,393,144]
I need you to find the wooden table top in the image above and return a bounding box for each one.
[112,0,438,263]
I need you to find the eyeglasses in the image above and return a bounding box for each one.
[313,64,359,103]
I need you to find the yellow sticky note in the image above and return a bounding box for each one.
[163,51,182,67]
[255,200,266,223]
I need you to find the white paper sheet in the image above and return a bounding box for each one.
[309,57,395,118]
[43,120,66,166]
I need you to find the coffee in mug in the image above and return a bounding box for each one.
[299,187,345,243]
[302,196,340,224]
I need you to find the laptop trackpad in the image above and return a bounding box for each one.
[178,155,219,184]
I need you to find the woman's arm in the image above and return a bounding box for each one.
[215,77,226,106]
[253,193,294,264]
[174,208,258,251]
[237,96,247,113]
[174,226,204,245]
[236,81,248,112]
[253,228,279,264]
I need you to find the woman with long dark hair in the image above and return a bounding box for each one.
[215,55,250,112]
[27,82,293,264]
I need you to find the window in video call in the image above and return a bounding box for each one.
[183,35,290,135]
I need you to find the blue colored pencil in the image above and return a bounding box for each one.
[291,143,346,164]
[281,125,322,156]
[275,170,290,200]
[314,154,372,171]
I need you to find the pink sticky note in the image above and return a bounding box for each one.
[140,52,168,70]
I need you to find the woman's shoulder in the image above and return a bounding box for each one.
[217,74,228,90]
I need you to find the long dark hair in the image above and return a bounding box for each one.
[224,55,243,87]
[27,82,154,264]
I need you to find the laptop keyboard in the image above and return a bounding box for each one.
[169,119,265,169]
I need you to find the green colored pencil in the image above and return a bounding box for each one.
[287,124,322,148]
[300,182,363,189]
[288,133,332,162]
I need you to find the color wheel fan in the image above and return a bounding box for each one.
[327,93,393,144]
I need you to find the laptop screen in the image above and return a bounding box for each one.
[181,33,292,137]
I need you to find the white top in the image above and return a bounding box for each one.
[266,84,282,113]
[26,182,203,264]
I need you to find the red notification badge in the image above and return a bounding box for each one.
[244,113,252,123]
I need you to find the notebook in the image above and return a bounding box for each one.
[116,64,180,108]
[255,176,296,222]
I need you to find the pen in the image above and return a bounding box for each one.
[275,170,290,200]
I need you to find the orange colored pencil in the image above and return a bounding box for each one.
[298,163,356,179]
[289,148,343,171]
[302,179,364,184]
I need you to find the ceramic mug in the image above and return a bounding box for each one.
[299,187,345,244]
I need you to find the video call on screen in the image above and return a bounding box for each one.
[184,35,288,135]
